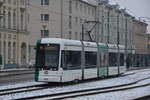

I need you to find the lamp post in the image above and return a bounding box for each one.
[0,13,3,70]
[60,0,63,38]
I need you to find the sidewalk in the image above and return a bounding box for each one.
[0,68,34,77]
[0,68,33,72]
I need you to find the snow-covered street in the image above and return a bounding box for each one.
[0,68,150,100]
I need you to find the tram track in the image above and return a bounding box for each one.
[134,95,150,100]
[0,72,134,97]
[0,84,48,96]
[13,76,150,100]
[0,68,150,98]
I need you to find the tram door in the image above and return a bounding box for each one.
[99,44,108,77]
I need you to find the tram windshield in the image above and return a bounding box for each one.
[36,44,60,70]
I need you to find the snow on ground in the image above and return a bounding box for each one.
[0,68,31,72]
[1,70,150,100]
[65,85,150,100]
[66,78,150,100]
[0,81,44,90]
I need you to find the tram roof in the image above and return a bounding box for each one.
[39,38,124,49]
[40,38,102,47]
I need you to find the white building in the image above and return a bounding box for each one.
[0,0,29,69]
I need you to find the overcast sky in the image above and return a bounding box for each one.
[109,0,150,33]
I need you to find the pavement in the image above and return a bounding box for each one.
[0,68,34,77]
[0,68,35,86]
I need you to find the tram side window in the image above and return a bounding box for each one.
[61,51,81,70]
[109,53,117,66]
[85,52,97,68]
[120,53,124,66]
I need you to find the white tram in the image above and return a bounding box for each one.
[35,38,126,82]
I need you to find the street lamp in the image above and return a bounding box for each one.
[0,13,3,27]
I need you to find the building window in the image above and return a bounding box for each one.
[13,12,16,29]
[20,0,25,5]
[69,31,72,39]
[3,8,6,28]
[80,18,82,24]
[69,0,72,13]
[75,1,78,10]
[3,41,6,64]
[92,8,95,16]
[75,17,78,24]
[8,42,11,64]
[84,5,86,14]
[0,15,2,28]
[13,0,17,5]
[75,32,78,40]
[41,0,49,5]
[69,16,72,29]
[8,11,11,29]
[88,7,90,15]
[41,30,49,37]
[80,3,82,12]
[8,0,11,4]
[13,42,16,63]
[21,13,24,30]
[41,14,49,21]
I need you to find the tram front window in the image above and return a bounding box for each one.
[36,44,60,70]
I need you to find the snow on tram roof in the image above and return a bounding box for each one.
[40,38,124,48]
[41,38,97,47]
[81,0,98,6]
[41,38,82,46]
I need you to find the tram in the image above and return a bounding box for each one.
[35,38,126,82]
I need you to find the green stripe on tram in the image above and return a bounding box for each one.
[36,39,41,45]
[99,67,107,76]
[98,44,108,53]
[35,70,39,81]
[98,44,108,76]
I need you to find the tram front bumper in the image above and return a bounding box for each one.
[38,75,62,82]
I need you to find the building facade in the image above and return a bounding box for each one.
[132,19,149,67]
[147,34,150,53]
[0,0,29,69]
[29,0,134,62]
[133,20,148,54]
[96,1,133,52]
[28,0,97,61]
